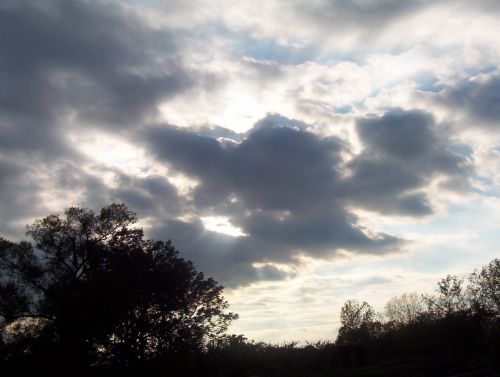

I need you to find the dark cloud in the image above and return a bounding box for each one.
[39,161,185,224]
[138,109,476,286]
[0,0,194,253]
[295,0,425,29]
[0,158,106,239]
[193,125,243,142]
[141,115,406,286]
[284,0,433,49]
[111,173,182,217]
[274,1,500,51]
[0,0,192,159]
[440,74,500,128]
[340,109,472,216]
[145,116,343,211]
[250,113,313,133]
[357,111,437,159]
[0,0,484,289]
[147,214,395,288]
[0,158,46,239]
[148,218,294,287]
[238,207,399,256]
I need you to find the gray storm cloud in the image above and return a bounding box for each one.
[440,74,500,129]
[342,109,472,216]
[0,0,491,287]
[140,111,471,286]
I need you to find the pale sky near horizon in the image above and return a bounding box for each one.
[1,0,500,342]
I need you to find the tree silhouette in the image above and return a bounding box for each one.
[424,274,468,319]
[468,258,500,316]
[384,292,425,326]
[0,203,237,370]
[334,260,500,368]
[337,299,377,345]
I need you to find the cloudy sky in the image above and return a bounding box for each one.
[1,0,500,342]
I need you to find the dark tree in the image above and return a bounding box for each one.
[384,292,424,326]
[0,204,237,370]
[468,258,500,316]
[424,274,468,319]
[336,299,378,345]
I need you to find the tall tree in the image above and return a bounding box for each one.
[385,292,425,326]
[336,299,376,344]
[468,258,500,316]
[424,275,468,318]
[0,203,237,368]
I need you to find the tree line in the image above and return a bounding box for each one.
[1,203,499,376]
[196,259,500,376]
[335,261,500,366]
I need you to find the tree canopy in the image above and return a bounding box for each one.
[384,292,424,326]
[0,203,237,371]
[334,258,500,368]
[337,299,377,344]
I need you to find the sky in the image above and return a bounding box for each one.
[1,0,500,342]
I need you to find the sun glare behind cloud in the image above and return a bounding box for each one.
[200,216,247,237]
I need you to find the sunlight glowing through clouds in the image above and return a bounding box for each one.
[200,216,247,237]
[1,0,500,342]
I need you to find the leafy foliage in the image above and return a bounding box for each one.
[384,292,424,325]
[424,274,468,318]
[337,299,378,345]
[468,258,500,315]
[0,203,237,371]
[335,258,500,367]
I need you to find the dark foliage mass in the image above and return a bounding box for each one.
[1,204,499,376]
[0,203,236,375]
[331,261,500,375]
[202,261,500,377]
